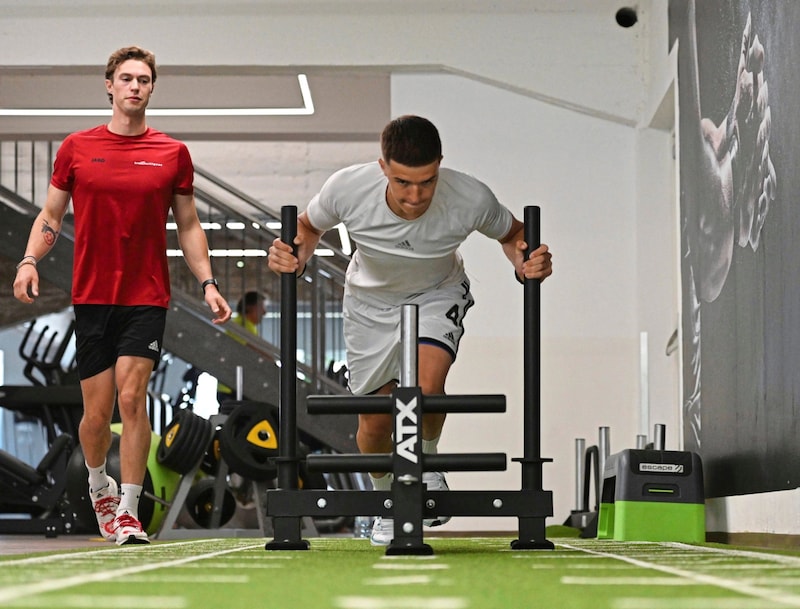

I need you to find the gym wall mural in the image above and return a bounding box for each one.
[670,0,797,498]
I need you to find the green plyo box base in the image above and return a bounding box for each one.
[597,500,705,543]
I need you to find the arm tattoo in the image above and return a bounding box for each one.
[41,219,59,247]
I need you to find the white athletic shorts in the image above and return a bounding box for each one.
[343,279,475,395]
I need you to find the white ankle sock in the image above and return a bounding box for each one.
[422,436,440,455]
[86,461,110,494]
[369,473,393,491]
[118,484,143,519]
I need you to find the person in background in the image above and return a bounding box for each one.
[233,290,266,336]
[12,46,231,545]
[217,290,266,403]
[268,115,553,545]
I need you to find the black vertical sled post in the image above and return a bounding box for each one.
[386,304,433,555]
[265,205,310,550]
[512,205,555,550]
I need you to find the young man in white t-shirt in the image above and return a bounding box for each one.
[268,115,553,545]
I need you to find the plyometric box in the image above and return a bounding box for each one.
[597,449,705,543]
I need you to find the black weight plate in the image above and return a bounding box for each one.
[157,409,211,475]
[219,402,279,481]
[182,410,213,474]
[185,477,236,528]
[201,428,222,476]
[157,409,190,469]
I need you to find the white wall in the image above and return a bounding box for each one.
[634,126,681,446]
[391,72,640,529]
[636,3,682,448]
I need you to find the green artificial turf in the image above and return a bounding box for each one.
[3,534,800,608]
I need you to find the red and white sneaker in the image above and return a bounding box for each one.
[113,513,150,546]
[90,479,120,541]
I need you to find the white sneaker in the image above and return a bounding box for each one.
[113,512,150,546]
[423,471,451,527]
[370,517,393,546]
[90,479,120,541]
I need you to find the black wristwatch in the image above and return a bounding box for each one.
[201,278,219,294]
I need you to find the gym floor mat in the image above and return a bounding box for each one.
[2,535,800,608]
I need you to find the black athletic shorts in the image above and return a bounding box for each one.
[74,305,167,380]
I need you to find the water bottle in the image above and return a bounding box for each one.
[353,516,372,538]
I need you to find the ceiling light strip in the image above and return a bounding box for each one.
[166,247,333,258]
[0,74,313,117]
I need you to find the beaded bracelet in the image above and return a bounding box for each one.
[15,255,37,271]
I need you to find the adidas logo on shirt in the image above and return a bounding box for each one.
[443,331,455,344]
[395,240,413,250]
[148,340,160,352]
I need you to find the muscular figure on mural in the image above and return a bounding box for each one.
[681,1,776,448]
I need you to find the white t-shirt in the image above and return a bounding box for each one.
[306,162,513,305]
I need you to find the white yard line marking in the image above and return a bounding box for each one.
[529,563,637,570]
[562,576,699,585]
[614,598,790,609]
[559,542,800,608]
[373,563,450,570]
[0,538,232,566]
[512,553,607,559]
[666,542,800,566]
[177,562,285,569]
[691,564,795,570]
[334,597,468,609]
[8,594,187,608]
[742,579,800,586]
[363,575,435,586]
[125,574,250,583]
[0,542,263,605]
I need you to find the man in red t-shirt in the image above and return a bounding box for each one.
[12,46,231,545]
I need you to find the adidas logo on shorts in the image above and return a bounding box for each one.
[148,340,159,352]
[443,331,455,344]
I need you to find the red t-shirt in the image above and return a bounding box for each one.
[51,125,194,307]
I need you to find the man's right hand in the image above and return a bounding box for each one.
[13,265,39,303]
[267,237,302,275]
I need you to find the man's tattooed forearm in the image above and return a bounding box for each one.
[41,220,59,246]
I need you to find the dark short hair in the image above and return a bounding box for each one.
[380,115,442,166]
[105,46,157,104]
[236,291,263,316]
